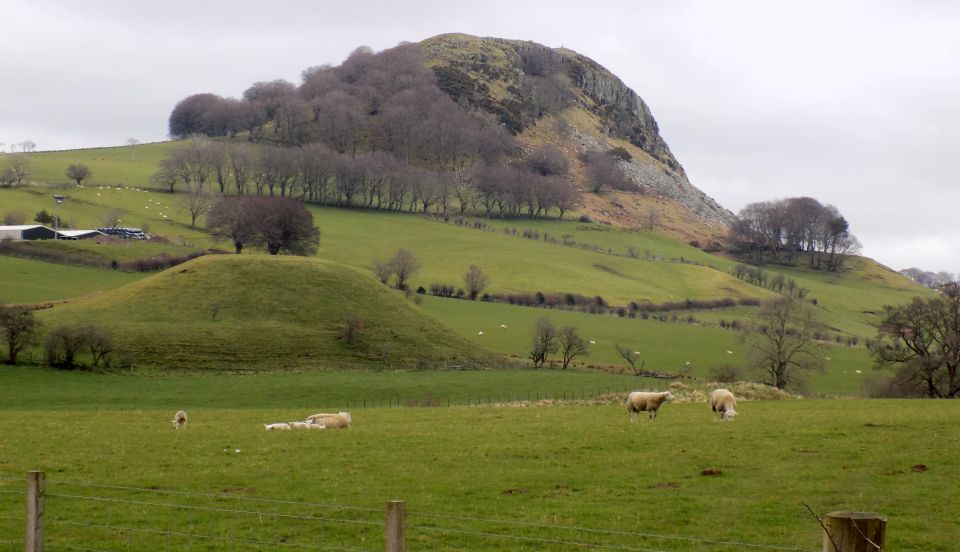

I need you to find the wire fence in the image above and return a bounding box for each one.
[0,471,827,552]
[325,380,668,411]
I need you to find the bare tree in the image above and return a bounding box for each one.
[18,141,36,153]
[388,248,421,290]
[870,283,960,397]
[99,208,123,228]
[150,160,180,193]
[0,305,40,364]
[179,186,213,228]
[66,163,92,186]
[557,326,587,369]
[529,318,557,368]
[744,297,824,390]
[371,257,393,285]
[258,197,320,255]
[4,154,32,186]
[463,264,488,300]
[126,138,139,160]
[615,344,644,376]
[581,151,631,194]
[3,211,27,225]
[207,196,261,254]
[526,145,569,176]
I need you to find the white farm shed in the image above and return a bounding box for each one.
[0,225,57,240]
[57,229,106,240]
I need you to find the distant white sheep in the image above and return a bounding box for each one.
[171,410,187,430]
[306,423,326,430]
[626,391,674,422]
[289,421,312,430]
[264,423,292,431]
[710,389,738,420]
[306,412,352,429]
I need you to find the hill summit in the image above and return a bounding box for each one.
[422,34,733,232]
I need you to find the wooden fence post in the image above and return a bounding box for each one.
[385,500,405,552]
[822,511,885,551]
[25,471,45,552]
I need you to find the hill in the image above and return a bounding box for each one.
[422,33,732,239]
[39,255,497,370]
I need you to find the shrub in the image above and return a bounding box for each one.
[339,315,365,347]
[710,364,742,383]
[577,215,593,223]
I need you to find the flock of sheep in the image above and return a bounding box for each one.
[627,388,738,422]
[264,412,353,431]
[169,390,734,432]
[169,410,353,431]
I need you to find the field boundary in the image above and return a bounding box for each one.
[0,471,878,551]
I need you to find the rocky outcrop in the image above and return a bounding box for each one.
[570,127,733,228]
[423,33,734,229]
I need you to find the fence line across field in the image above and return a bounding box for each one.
[407,523,671,551]
[46,492,384,527]
[52,478,383,513]
[10,471,884,551]
[48,519,350,550]
[407,508,819,551]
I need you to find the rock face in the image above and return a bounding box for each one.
[422,33,735,229]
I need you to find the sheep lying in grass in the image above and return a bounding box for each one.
[710,389,738,420]
[626,391,674,422]
[289,421,313,430]
[264,422,292,431]
[306,412,352,429]
[306,423,326,430]
[171,410,187,430]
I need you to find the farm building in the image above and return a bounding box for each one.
[57,229,106,240]
[0,225,57,240]
[0,225,105,241]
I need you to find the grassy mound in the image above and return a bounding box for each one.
[40,255,498,370]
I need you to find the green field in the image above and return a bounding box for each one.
[0,255,147,304]
[0,376,954,550]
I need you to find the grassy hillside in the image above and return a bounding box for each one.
[38,255,497,370]
[23,141,180,186]
[0,255,148,304]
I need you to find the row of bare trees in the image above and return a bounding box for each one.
[728,196,861,271]
[155,138,584,219]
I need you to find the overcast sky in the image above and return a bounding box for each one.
[2,0,958,276]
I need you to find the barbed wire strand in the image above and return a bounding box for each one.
[408,523,668,551]
[47,544,113,552]
[49,519,324,550]
[0,489,26,496]
[408,510,816,552]
[52,479,382,513]
[46,493,382,527]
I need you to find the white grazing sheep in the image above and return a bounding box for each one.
[289,421,312,430]
[171,410,187,429]
[626,391,674,422]
[264,423,292,431]
[306,411,352,429]
[710,389,738,420]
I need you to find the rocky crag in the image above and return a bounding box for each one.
[422,34,734,236]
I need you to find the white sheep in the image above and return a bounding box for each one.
[171,410,187,430]
[264,422,292,431]
[289,421,312,430]
[626,391,674,422]
[710,389,738,420]
[306,423,326,430]
[306,411,352,429]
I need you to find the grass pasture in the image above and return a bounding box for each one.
[0,387,956,551]
[0,255,148,304]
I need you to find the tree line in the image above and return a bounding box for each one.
[164,43,645,220]
[728,196,860,271]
